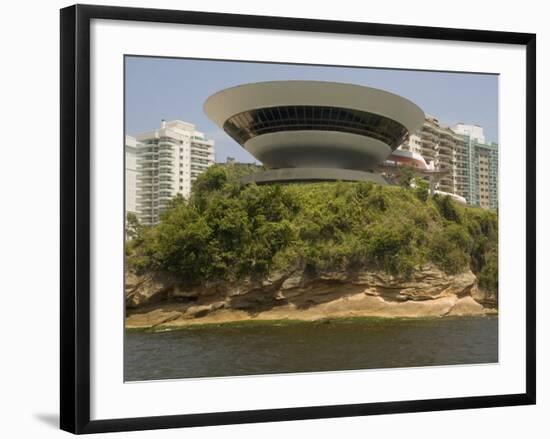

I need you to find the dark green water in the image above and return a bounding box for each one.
[124,315,498,381]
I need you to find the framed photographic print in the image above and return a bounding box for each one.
[60,4,536,434]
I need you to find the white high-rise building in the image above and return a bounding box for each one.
[453,123,486,143]
[125,135,138,216]
[398,115,466,197]
[134,119,215,225]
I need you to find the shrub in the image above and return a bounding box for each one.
[477,249,498,292]
[434,194,462,223]
[428,226,470,274]
[414,177,430,202]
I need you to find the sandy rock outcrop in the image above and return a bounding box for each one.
[125,264,497,329]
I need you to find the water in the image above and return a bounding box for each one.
[124,315,498,381]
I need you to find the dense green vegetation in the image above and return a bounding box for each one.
[126,165,498,293]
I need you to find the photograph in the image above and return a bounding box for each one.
[123,56,499,382]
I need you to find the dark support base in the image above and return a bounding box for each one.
[240,168,389,185]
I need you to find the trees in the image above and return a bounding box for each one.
[433,193,462,223]
[397,167,416,188]
[125,212,142,240]
[413,177,430,202]
[126,165,499,292]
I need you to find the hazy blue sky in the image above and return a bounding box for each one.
[125,56,498,163]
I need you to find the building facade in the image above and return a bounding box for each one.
[453,124,498,210]
[421,116,465,197]
[134,120,215,225]
[398,116,466,198]
[125,135,138,217]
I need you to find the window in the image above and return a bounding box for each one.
[223,105,409,148]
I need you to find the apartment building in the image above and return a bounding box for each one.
[453,123,498,210]
[400,117,498,210]
[125,135,138,216]
[133,119,215,225]
[399,115,467,198]
[399,133,424,156]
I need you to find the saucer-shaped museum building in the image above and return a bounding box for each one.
[204,81,425,184]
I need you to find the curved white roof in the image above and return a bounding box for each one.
[434,190,467,205]
[204,80,425,135]
[388,149,430,170]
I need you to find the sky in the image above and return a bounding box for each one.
[125,56,498,164]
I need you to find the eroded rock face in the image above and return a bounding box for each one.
[124,264,497,328]
[125,272,172,309]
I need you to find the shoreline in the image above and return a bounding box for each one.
[125,305,498,331]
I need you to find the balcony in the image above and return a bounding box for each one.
[137,193,154,199]
[190,149,211,157]
[438,144,453,154]
[139,151,158,158]
[158,144,174,151]
[137,147,156,154]
[137,174,158,181]
[139,148,157,155]
[438,152,453,163]
[190,140,212,147]
[137,172,157,178]
[138,160,158,167]
[422,149,436,159]
[138,166,156,173]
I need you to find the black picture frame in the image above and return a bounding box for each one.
[60,4,536,434]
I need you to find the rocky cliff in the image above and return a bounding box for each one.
[125,264,497,329]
